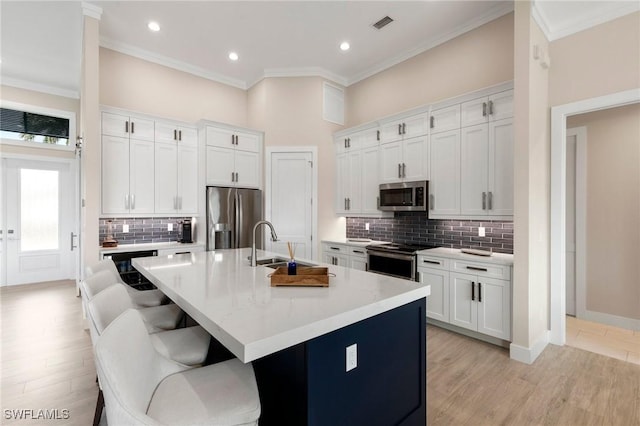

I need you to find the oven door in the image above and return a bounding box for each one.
[367,250,416,280]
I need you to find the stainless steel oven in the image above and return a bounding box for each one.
[378,181,428,212]
[366,243,438,281]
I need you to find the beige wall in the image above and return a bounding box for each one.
[567,104,640,320]
[0,85,79,160]
[549,12,640,107]
[248,77,346,257]
[345,13,514,127]
[99,48,248,127]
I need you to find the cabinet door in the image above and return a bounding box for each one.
[335,153,350,214]
[177,126,198,147]
[449,273,477,332]
[488,119,513,216]
[349,256,367,271]
[403,136,428,181]
[102,112,130,138]
[206,146,234,186]
[206,126,236,149]
[101,135,130,214]
[402,112,429,138]
[460,124,489,216]
[419,268,450,322]
[379,141,403,183]
[323,252,348,267]
[429,130,460,217]
[129,139,155,213]
[379,119,405,144]
[347,150,362,213]
[177,144,199,214]
[488,90,514,121]
[234,150,261,188]
[461,97,489,127]
[358,127,380,149]
[476,277,511,340]
[361,146,381,214]
[235,131,260,153]
[154,142,178,214]
[128,117,155,142]
[155,121,179,145]
[430,105,460,134]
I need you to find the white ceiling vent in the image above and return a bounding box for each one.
[373,16,394,30]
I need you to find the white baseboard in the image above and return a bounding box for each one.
[509,330,549,364]
[581,310,640,331]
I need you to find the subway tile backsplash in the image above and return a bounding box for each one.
[347,213,513,254]
[99,217,191,245]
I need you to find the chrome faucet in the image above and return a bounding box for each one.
[250,220,279,266]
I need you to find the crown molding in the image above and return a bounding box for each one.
[82,2,102,20]
[251,67,347,89]
[100,37,248,90]
[533,1,639,42]
[346,1,514,86]
[0,76,79,99]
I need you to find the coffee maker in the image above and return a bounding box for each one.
[179,219,193,243]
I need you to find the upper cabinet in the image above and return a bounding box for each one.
[460,90,514,127]
[379,112,430,144]
[100,110,199,217]
[204,124,262,189]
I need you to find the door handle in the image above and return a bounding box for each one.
[70,232,78,251]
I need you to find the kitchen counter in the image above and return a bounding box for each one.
[321,238,389,247]
[417,247,514,265]
[99,241,205,255]
[133,247,428,425]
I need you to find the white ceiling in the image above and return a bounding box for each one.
[0,1,638,99]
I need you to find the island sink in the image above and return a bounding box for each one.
[255,256,316,269]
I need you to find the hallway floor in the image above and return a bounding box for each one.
[566,315,640,365]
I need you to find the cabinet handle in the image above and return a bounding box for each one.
[402,163,406,178]
[402,123,406,135]
[488,192,493,210]
[330,247,340,251]
[179,196,182,210]
[173,196,176,210]
[125,195,130,209]
[131,194,135,209]
[482,102,487,117]
[478,283,482,302]
[179,130,182,141]
[348,198,351,210]
[482,192,487,210]
[231,172,235,182]
[174,129,177,140]
[430,116,434,129]
[471,281,475,301]
[398,123,402,135]
[235,172,238,182]
[376,130,380,141]
[398,163,402,178]
[430,194,435,210]
[125,121,129,133]
[423,260,441,265]
[131,122,135,134]
[70,232,77,251]
[353,250,364,254]
[344,138,347,148]
[466,266,488,272]
[377,196,380,208]
[488,100,494,115]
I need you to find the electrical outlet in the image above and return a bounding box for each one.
[478,227,485,237]
[122,224,129,233]
[168,223,173,232]
[346,343,357,372]
[365,223,370,231]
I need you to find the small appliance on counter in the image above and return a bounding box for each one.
[102,219,118,248]
[179,219,193,243]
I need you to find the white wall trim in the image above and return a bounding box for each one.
[509,330,549,364]
[81,2,103,20]
[582,310,640,331]
[569,127,588,320]
[264,146,318,260]
[258,68,348,88]
[550,88,640,346]
[1,76,80,100]
[531,2,552,42]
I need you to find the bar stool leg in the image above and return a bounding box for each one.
[93,389,104,426]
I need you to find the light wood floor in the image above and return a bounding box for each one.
[2,281,639,426]
[566,315,640,365]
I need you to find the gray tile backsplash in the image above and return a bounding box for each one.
[347,213,513,254]
[99,217,191,245]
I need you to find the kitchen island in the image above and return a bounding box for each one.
[133,248,429,425]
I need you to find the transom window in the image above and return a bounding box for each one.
[0,102,76,150]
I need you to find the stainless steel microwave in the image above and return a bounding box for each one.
[378,181,429,212]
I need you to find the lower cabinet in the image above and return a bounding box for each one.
[348,247,368,271]
[418,254,511,341]
[322,242,368,270]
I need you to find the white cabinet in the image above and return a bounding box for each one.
[429,105,460,134]
[380,112,429,144]
[348,246,368,271]
[335,150,361,214]
[429,129,460,217]
[102,112,154,141]
[205,125,262,188]
[417,256,450,323]
[379,136,428,184]
[461,90,514,127]
[154,124,198,215]
[322,242,369,269]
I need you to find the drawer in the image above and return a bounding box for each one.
[417,255,449,271]
[348,247,368,258]
[452,259,511,280]
[323,243,348,255]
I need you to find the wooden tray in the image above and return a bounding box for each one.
[270,266,330,287]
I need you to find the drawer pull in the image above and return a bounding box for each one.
[353,250,364,254]
[330,247,340,251]
[423,260,441,265]
[466,266,488,272]
[478,283,482,302]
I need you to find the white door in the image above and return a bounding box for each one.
[429,129,461,216]
[361,146,381,215]
[420,268,450,323]
[155,142,178,214]
[3,158,76,285]
[403,135,428,181]
[267,151,314,260]
[460,124,489,215]
[449,272,477,332]
[476,278,511,340]
[234,150,261,189]
[565,133,577,316]
[488,118,514,215]
[379,141,403,183]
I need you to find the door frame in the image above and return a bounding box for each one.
[550,88,640,345]
[0,152,79,286]
[265,146,318,260]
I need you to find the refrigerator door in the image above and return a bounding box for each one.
[236,188,263,249]
[206,187,234,250]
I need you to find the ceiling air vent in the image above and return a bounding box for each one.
[373,16,394,30]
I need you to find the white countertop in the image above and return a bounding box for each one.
[322,238,389,248]
[99,241,205,255]
[133,248,429,363]
[416,247,514,266]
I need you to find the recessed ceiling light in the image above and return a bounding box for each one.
[148,21,160,32]
[340,41,350,51]
[228,52,239,61]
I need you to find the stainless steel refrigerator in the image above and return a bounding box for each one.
[206,186,263,251]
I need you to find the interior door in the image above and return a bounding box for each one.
[3,158,75,285]
[267,151,314,259]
